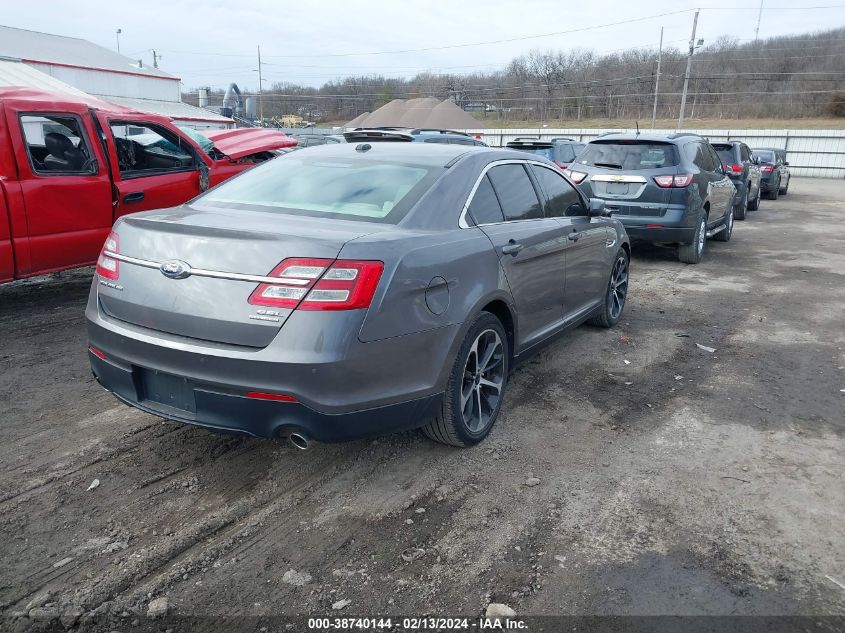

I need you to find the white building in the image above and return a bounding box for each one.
[0,25,231,129]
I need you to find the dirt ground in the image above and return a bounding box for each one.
[1,179,843,631]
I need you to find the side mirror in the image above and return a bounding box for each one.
[783,161,789,166]
[588,198,607,218]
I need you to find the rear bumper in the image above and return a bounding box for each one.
[611,203,696,244]
[89,351,441,441]
[759,175,778,191]
[623,225,696,244]
[86,283,458,441]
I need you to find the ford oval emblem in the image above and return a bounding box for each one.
[160,259,191,279]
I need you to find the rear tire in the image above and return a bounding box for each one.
[714,207,733,242]
[589,249,629,328]
[779,177,789,195]
[767,180,780,200]
[747,185,761,211]
[422,312,509,447]
[678,211,707,264]
[734,188,748,221]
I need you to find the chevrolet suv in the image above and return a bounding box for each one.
[569,133,736,264]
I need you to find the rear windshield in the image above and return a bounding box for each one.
[197,154,441,223]
[577,142,678,170]
[752,150,775,163]
[712,145,735,164]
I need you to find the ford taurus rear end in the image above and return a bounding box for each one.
[86,148,456,443]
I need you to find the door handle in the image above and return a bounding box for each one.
[501,240,523,256]
[568,231,581,241]
[123,191,145,203]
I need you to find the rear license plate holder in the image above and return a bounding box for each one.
[606,182,630,195]
[138,368,196,414]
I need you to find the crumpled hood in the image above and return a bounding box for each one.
[201,128,298,159]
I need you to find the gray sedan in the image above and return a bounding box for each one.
[87,143,630,447]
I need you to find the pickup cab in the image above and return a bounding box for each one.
[0,88,296,283]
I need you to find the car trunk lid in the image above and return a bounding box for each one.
[97,206,385,347]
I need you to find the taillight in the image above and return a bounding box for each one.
[568,170,587,184]
[760,164,774,173]
[249,258,384,311]
[654,174,693,188]
[96,231,120,280]
[554,162,568,170]
[723,164,743,175]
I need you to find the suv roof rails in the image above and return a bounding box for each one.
[667,132,701,140]
[410,128,472,137]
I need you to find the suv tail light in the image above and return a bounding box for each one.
[96,231,120,280]
[249,258,384,311]
[760,164,774,173]
[567,170,587,184]
[724,164,744,175]
[654,174,694,188]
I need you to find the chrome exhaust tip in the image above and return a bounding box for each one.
[289,432,310,450]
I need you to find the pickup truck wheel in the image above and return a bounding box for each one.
[678,212,707,264]
[715,207,733,242]
[422,312,508,447]
[734,189,748,220]
[748,185,761,211]
[588,249,629,328]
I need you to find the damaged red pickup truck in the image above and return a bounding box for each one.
[0,88,297,283]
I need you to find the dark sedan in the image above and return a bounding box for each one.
[87,143,630,448]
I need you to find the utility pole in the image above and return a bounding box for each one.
[152,49,161,69]
[115,29,122,54]
[257,45,264,125]
[754,0,764,40]
[651,26,664,129]
[678,9,699,130]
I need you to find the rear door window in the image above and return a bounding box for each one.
[487,164,543,222]
[578,142,678,170]
[530,165,585,217]
[19,114,97,175]
[466,174,505,225]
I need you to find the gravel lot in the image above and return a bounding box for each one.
[1,178,843,630]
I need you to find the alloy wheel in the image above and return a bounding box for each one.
[460,329,505,433]
[609,255,629,320]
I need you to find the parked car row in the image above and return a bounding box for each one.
[507,133,791,263]
[0,90,795,450]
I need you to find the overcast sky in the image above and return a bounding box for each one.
[4,0,844,91]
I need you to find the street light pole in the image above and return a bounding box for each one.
[678,10,699,130]
[651,26,663,129]
[115,28,122,54]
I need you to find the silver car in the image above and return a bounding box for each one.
[87,143,630,448]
